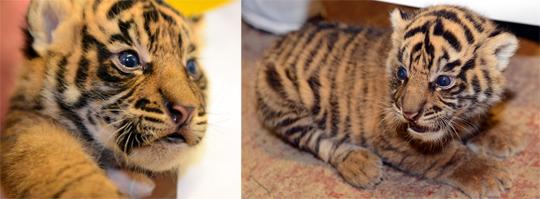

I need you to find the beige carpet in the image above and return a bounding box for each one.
[241,22,540,198]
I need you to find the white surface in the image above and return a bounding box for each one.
[176,2,241,199]
[378,0,540,26]
[242,0,311,34]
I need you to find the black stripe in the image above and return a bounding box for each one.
[92,0,102,11]
[482,70,493,97]
[143,4,161,46]
[308,75,321,115]
[178,33,183,50]
[22,28,39,59]
[403,22,429,39]
[143,116,162,123]
[439,97,458,109]
[303,36,324,71]
[426,10,459,21]
[443,59,461,71]
[433,20,462,51]
[457,56,476,81]
[117,20,134,45]
[87,110,96,125]
[471,75,481,94]
[256,96,280,120]
[429,11,474,44]
[464,14,484,32]
[135,98,150,109]
[143,10,159,22]
[97,65,123,82]
[276,117,301,127]
[107,1,135,19]
[57,100,95,143]
[72,92,91,109]
[436,50,449,71]
[75,58,89,89]
[463,26,474,44]
[55,56,69,93]
[488,29,503,38]
[159,10,176,25]
[284,125,311,137]
[317,111,327,130]
[109,34,132,45]
[265,63,287,98]
[411,42,423,55]
[311,132,323,154]
[449,84,466,95]
[397,47,404,63]
[424,27,435,70]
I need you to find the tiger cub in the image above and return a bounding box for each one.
[256,5,524,198]
[1,0,207,197]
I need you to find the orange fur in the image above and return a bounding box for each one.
[256,5,524,198]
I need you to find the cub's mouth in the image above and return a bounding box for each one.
[407,122,439,133]
[405,122,447,142]
[161,130,186,144]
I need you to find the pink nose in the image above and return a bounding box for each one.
[403,111,418,120]
[167,104,194,125]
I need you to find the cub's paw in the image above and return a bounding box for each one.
[335,149,383,189]
[447,158,512,198]
[466,130,526,159]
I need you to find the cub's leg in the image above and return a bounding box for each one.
[374,136,512,198]
[462,106,527,159]
[1,111,123,198]
[466,125,526,159]
[257,95,382,188]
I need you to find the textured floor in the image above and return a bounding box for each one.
[241,21,540,198]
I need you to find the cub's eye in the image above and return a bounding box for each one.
[186,59,198,76]
[396,66,408,80]
[118,50,140,68]
[435,75,453,88]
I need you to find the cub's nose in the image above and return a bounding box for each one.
[166,102,194,126]
[402,111,419,121]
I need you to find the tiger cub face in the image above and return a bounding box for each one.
[385,6,517,143]
[26,0,207,171]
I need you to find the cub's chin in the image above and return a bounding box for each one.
[405,122,446,143]
[127,140,201,172]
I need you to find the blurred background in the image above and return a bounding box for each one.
[178,1,241,199]
[0,0,241,199]
[242,0,539,198]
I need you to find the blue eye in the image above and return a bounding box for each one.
[118,50,140,68]
[186,59,198,75]
[396,66,408,80]
[436,75,452,87]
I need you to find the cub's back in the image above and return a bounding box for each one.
[256,21,393,139]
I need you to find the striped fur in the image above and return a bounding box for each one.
[256,5,523,198]
[1,0,208,197]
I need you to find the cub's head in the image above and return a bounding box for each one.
[385,6,517,143]
[26,0,207,171]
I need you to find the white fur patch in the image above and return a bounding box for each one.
[64,85,81,104]
[407,128,446,142]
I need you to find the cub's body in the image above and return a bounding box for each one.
[1,0,208,197]
[256,5,523,198]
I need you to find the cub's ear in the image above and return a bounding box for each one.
[390,8,412,32]
[26,0,84,56]
[480,31,518,71]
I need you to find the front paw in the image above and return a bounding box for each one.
[335,149,383,189]
[466,129,526,159]
[446,157,512,198]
